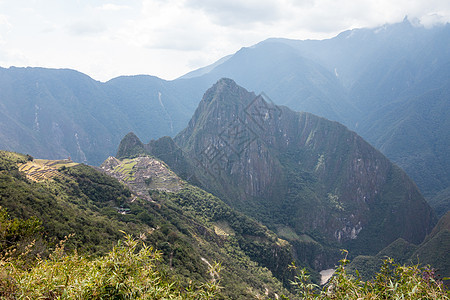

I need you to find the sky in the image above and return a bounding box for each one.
[1,0,449,82]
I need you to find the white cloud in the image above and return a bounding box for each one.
[0,0,449,81]
[97,3,130,11]
[185,0,285,26]
[120,0,217,51]
[66,21,107,36]
[420,12,450,27]
[0,13,12,36]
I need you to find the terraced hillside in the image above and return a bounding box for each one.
[18,159,78,182]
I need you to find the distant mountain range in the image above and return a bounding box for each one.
[0,68,201,165]
[0,18,449,216]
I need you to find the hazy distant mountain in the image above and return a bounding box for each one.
[0,67,125,164]
[359,76,450,205]
[150,79,435,269]
[181,42,358,127]
[0,68,198,165]
[180,19,450,211]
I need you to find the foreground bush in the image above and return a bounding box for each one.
[287,250,449,299]
[0,234,220,299]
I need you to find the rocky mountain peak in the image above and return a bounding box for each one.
[173,80,436,268]
[116,132,145,159]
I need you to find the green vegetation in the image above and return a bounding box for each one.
[0,152,145,254]
[1,210,448,299]
[0,151,293,298]
[285,251,449,299]
[346,212,450,286]
[1,147,447,298]
[0,229,220,299]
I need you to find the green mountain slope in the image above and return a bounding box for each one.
[0,150,294,298]
[348,211,450,284]
[172,79,436,269]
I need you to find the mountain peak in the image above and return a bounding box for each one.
[174,80,436,265]
[116,132,145,159]
[212,77,236,87]
[202,78,256,105]
[175,78,257,150]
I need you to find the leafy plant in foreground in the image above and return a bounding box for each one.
[287,250,449,299]
[0,233,221,299]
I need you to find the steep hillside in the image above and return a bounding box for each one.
[0,150,142,253]
[99,154,297,293]
[173,79,436,269]
[348,212,450,284]
[360,76,450,205]
[411,211,450,281]
[182,20,450,209]
[0,150,294,298]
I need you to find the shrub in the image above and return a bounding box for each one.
[288,250,449,299]
[0,234,221,299]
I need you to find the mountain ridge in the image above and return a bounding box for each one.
[1,19,449,216]
[120,79,436,271]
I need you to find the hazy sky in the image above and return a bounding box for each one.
[1,0,449,81]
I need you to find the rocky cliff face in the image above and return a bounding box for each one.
[174,78,436,266]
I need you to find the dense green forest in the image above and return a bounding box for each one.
[0,150,292,298]
[1,150,449,298]
[1,209,448,298]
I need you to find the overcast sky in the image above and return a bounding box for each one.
[1,0,449,82]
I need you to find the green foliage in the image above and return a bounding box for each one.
[1,234,221,299]
[1,151,292,298]
[0,152,147,254]
[147,187,294,297]
[0,206,42,253]
[289,262,321,299]
[286,250,450,299]
[61,164,131,207]
[165,186,295,284]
